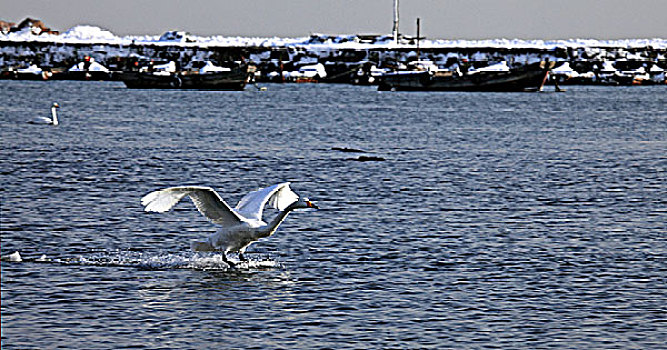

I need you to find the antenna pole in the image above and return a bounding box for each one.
[393,0,399,44]
[416,17,420,60]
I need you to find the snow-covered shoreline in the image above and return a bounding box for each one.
[2,24,666,50]
[2,24,665,85]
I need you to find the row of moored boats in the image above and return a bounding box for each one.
[2,56,665,92]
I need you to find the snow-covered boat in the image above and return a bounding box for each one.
[377,61,554,92]
[118,63,250,90]
[0,64,52,80]
[53,56,112,80]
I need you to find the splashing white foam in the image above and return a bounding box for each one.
[1,250,280,271]
[67,251,279,271]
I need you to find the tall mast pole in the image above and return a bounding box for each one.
[393,0,399,45]
[416,17,420,60]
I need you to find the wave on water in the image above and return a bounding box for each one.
[1,250,280,271]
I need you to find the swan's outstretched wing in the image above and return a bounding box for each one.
[235,182,299,221]
[141,186,243,226]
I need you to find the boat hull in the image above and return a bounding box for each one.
[0,71,51,80]
[119,66,249,90]
[378,62,553,92]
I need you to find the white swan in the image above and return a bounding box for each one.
[32,102,60,125]
[141,182,318,266]
[1,251,22,262]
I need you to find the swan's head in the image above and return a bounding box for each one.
[294,197,319,210]
[52,102,60,109]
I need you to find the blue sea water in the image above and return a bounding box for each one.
[1,81,666,349]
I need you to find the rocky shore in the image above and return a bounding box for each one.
[1,20,665,85]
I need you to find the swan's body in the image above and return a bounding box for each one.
[141,182,317,266]
[2,251,22,262]
[32,102,60,125]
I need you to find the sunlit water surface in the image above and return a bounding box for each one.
[1,81,666,349]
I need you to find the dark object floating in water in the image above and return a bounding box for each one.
[333,147,384,161]
[332,147,366,153]
[350,156,385,162]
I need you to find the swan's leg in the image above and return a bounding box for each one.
[221,251,236,268]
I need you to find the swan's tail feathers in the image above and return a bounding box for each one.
[141,188,191,213]
[191,240,216,252]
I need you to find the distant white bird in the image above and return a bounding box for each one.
[141,182,318,266]
[2,251,22,262]
[32,102,60,125]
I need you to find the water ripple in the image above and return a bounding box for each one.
[1,82,666,349]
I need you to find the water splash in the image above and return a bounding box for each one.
[6,250,280,271]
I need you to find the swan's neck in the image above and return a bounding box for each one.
[258,206,295,238]
[51,107,59,125]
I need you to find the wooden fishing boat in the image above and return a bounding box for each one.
[378,61,554,92]
[119,64,250,90]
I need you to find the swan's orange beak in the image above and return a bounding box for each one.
[306,200,319,209]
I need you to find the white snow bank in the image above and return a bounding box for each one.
[298,63,327,78]
[198,61,230,73]
[551,62,580,78]
[600,61,617,72]
[649,64,664,72]
[17,64,43,73]
[69,60,110,72]
[1,24,665,50]
[158,30,196,43]
[473,61,510,72]
[139,61,176,73]
[61,25,118,42]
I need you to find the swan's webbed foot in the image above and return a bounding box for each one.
[221,252,236,268]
